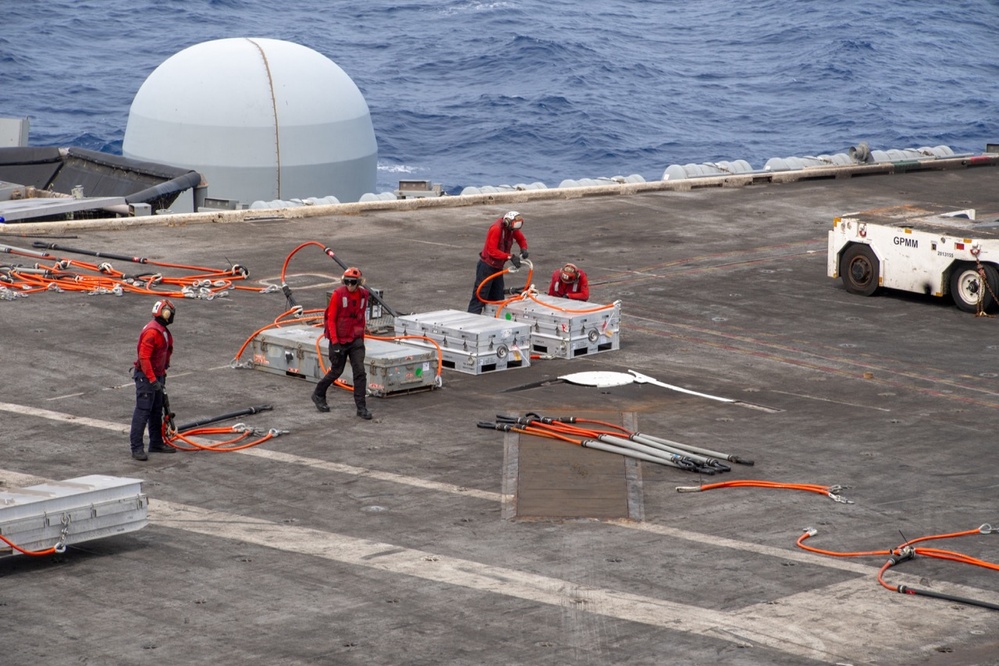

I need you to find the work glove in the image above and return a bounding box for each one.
[521,250,529,260]
[510,254,522,269]
[149,380,163,393]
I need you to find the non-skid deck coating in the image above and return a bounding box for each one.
[2,164,999,665]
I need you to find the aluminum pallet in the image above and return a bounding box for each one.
[484,294,621,359]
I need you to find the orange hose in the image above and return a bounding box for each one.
[0,534,60,557]
[2,244,265,297]
[474,263,537,319]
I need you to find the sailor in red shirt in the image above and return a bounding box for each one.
[467,211,529,314]
[129,299,177,460]
[548,263,589,301]
[312,267,373,420]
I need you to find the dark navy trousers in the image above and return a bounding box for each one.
[130,371,165,452]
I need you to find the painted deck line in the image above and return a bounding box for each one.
[144,500,988,664]
[143,498,854,663]
[2,466,992,665]
[238,447,502,503]
[0,401,875,575]
[7,401,998,599]
[0,401,130,434]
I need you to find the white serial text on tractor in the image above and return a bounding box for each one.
[827,205,999,313]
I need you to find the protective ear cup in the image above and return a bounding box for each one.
[502,211,523,229]
[152,299,176,323]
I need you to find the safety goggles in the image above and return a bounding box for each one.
[343,278,359,286]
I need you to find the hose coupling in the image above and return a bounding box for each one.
[281,283,298,307]
[675,485,703,493]
[827,492,854,504]
[887,546,915,565]
[802,527,818,537]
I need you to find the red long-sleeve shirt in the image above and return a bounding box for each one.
[133,318,173,382]
[479,218,528,269]
[548,268,590,301]
[324,285,369,344]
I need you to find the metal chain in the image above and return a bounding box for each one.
[973,255,998,318]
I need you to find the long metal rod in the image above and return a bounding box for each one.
[175,404,274,431]
[580,438,690,469]
[635,432,753,465]
[322,245,400,317]
[597,434,695,466]
[629,434,723,466]
[32,241,149,264]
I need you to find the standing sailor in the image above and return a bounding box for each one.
[312,267,373,420]
[130,299,178,460]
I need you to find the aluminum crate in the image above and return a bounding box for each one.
[483,294,621,359]
[0,475,147,558]
[249,325,437,397]
[393,309,531,374]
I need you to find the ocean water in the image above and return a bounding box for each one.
[2,0,997,195]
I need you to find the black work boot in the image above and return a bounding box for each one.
[132,450,148,461]
[149,444,175,453]
[356,407,372,420]
[311,392,330,412]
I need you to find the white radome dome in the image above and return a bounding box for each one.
[123,38,377,204]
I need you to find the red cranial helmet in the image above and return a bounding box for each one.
[152,298,176,324]
[560,263,579,284]
[342,267,362,286]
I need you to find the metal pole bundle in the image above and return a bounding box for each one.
[477,412,753,473]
